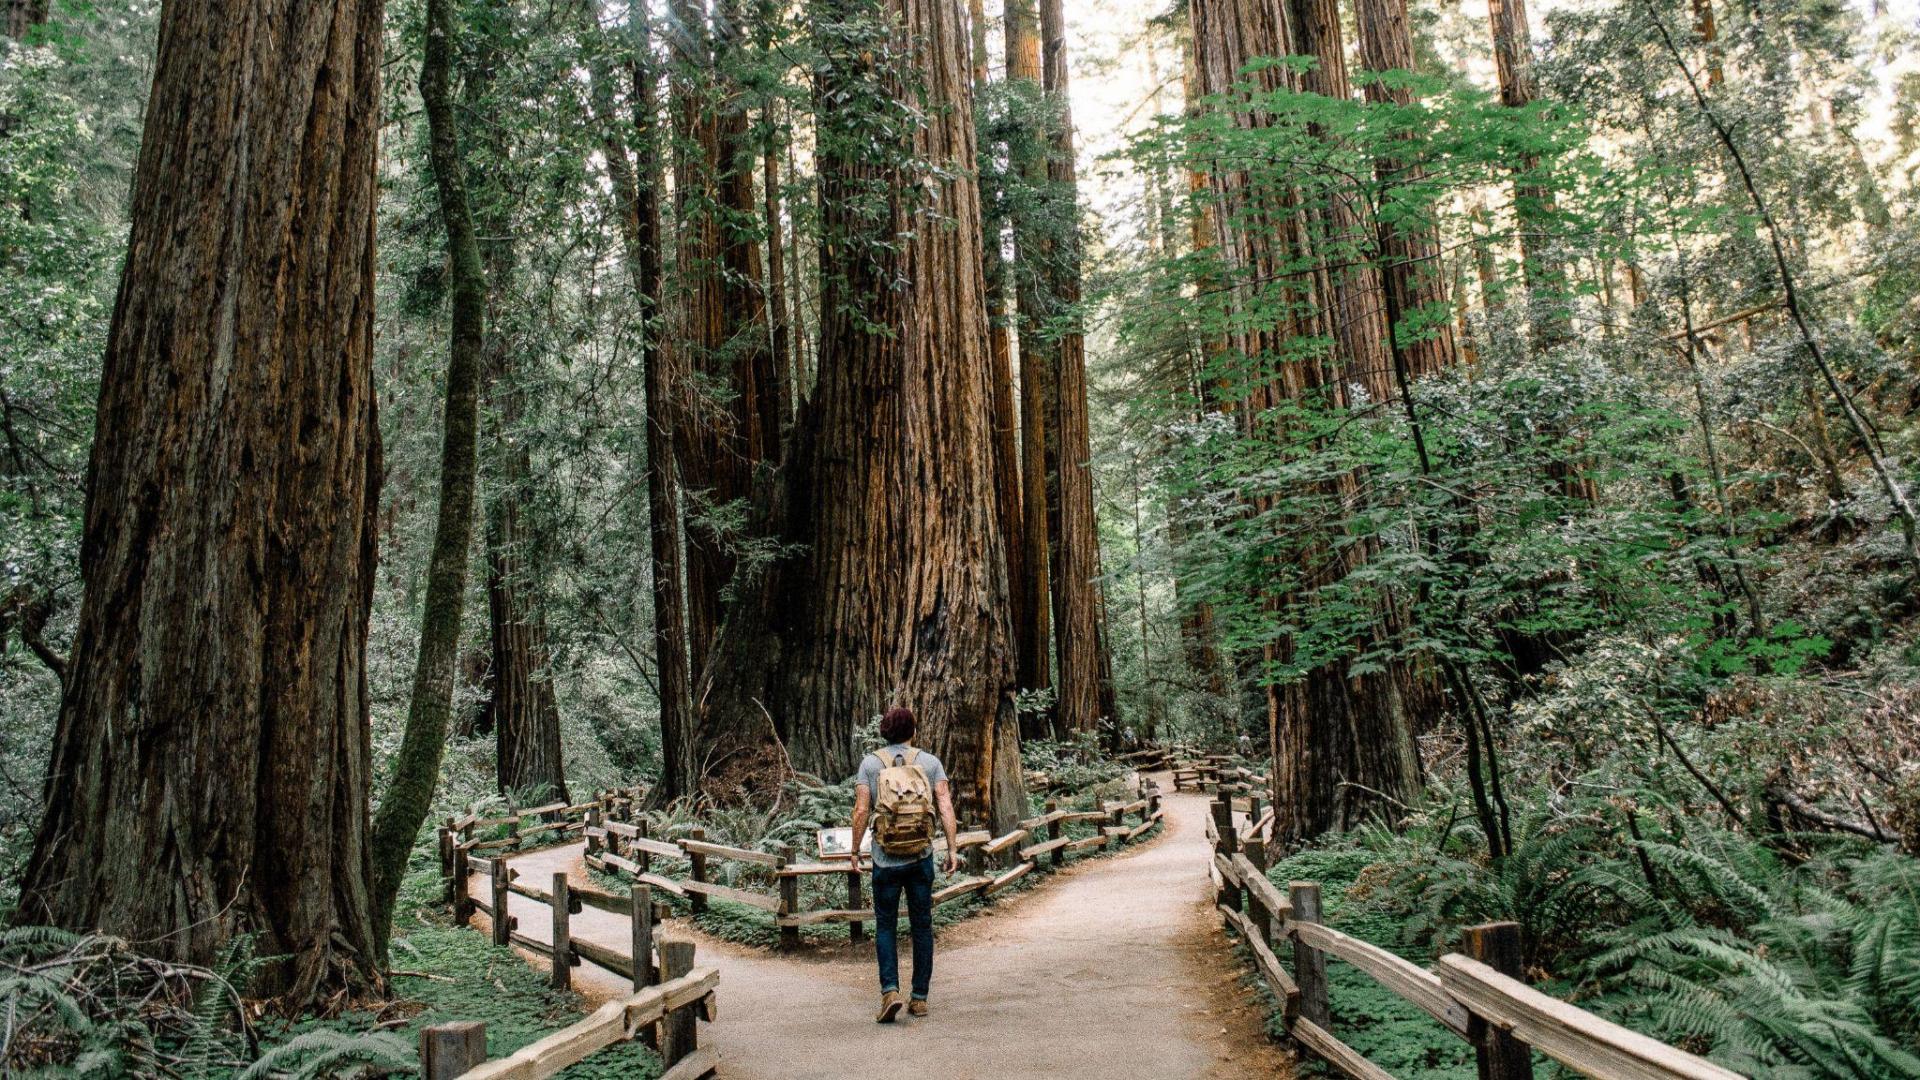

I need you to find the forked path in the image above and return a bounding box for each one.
[476,779,1292,1079]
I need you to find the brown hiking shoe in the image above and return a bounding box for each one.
[876,991,903,1023]
[908,999,928,1017]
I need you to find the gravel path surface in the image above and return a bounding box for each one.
[472,777,1293,1078]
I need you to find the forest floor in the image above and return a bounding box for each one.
[472,778,1293,1078]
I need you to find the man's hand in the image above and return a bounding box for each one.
[934,778,961,878]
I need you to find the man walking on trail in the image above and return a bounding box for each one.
[851,706,960,1023]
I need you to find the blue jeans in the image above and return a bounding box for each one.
[872,855,934,999]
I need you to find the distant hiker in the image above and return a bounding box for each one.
[850,706,960,1023]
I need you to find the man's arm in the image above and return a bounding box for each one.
[849,783,871,869]
[935,779,960,875]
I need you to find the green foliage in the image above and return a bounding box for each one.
[1021,734,1131,790]
[0,926,251,1078]
[236,1030,415,1080]
[1270,775,1920,1078]
[364,926,661,1080]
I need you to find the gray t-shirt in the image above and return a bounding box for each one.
[854,743,947,868]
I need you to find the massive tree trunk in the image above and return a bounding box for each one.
[1188,0,1424,841]
[17,0,385,1002]
[1005,0,1054,737]
[368,0,488,946]
[1353,0,1458,378]
[591,11,699,801]
[691,0,1026,833]
[671,0,780,678]
[1038,0,1117,738]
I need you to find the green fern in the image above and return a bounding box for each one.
[236,1029,416,1079]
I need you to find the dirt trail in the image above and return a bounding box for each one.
[474,779,1292,1079]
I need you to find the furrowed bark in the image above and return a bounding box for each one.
[1291,0,1395,400]
[692,0,1027,832]
[671,0,780,677]
[18,0,386,1001]
[470,7,568,807]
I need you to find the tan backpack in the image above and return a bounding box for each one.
[869,748,936,857]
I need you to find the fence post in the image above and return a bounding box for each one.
[451,844,472,926]
[773,842,800,952]
[421,1021,488,1080]
[1244,838,1270,943]
[1147,780,1161,818]
[847,864,867,944]
[1212,798,1241,910]
[659,937,698,1065]
[438,821,455,904]
[550,872,572,990]
[1045,798,1063,867]
[1244,835,1267,876]
[965,826,985,876]
[1289,882,1330,1027]
[629,882,655,991]
[636,818,652,875]
[1465,921,1534,1080]
[585,806,602,856]
[1247,794,1263,839]
[490,860,512,947]
[687,827,708,915]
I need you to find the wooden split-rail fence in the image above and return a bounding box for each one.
[438,778,1162,966]
[576,778,1166,950]
[1202,792,1743,1080]
[428,793,719,1079]
[418,944,718,1080]
[1173,755,1270,798]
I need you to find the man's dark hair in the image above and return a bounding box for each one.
[879,706,916,744]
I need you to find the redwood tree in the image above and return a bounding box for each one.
[973,0,1035,711]
[1038,0,1118,737]
[589,9,699,801]
[693,0,1026,832]
[468,2,568,806]
[17,0,386,1001]
[671,0,781,676]
[1187,0,1425,840]
[484,443,569,803]
[1005,0,1054,734]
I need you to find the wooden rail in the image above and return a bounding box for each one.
[480,768,1167,945]
[446,773,1167,955]
[1202,793,1743,1080]
[420,947,717,1079]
